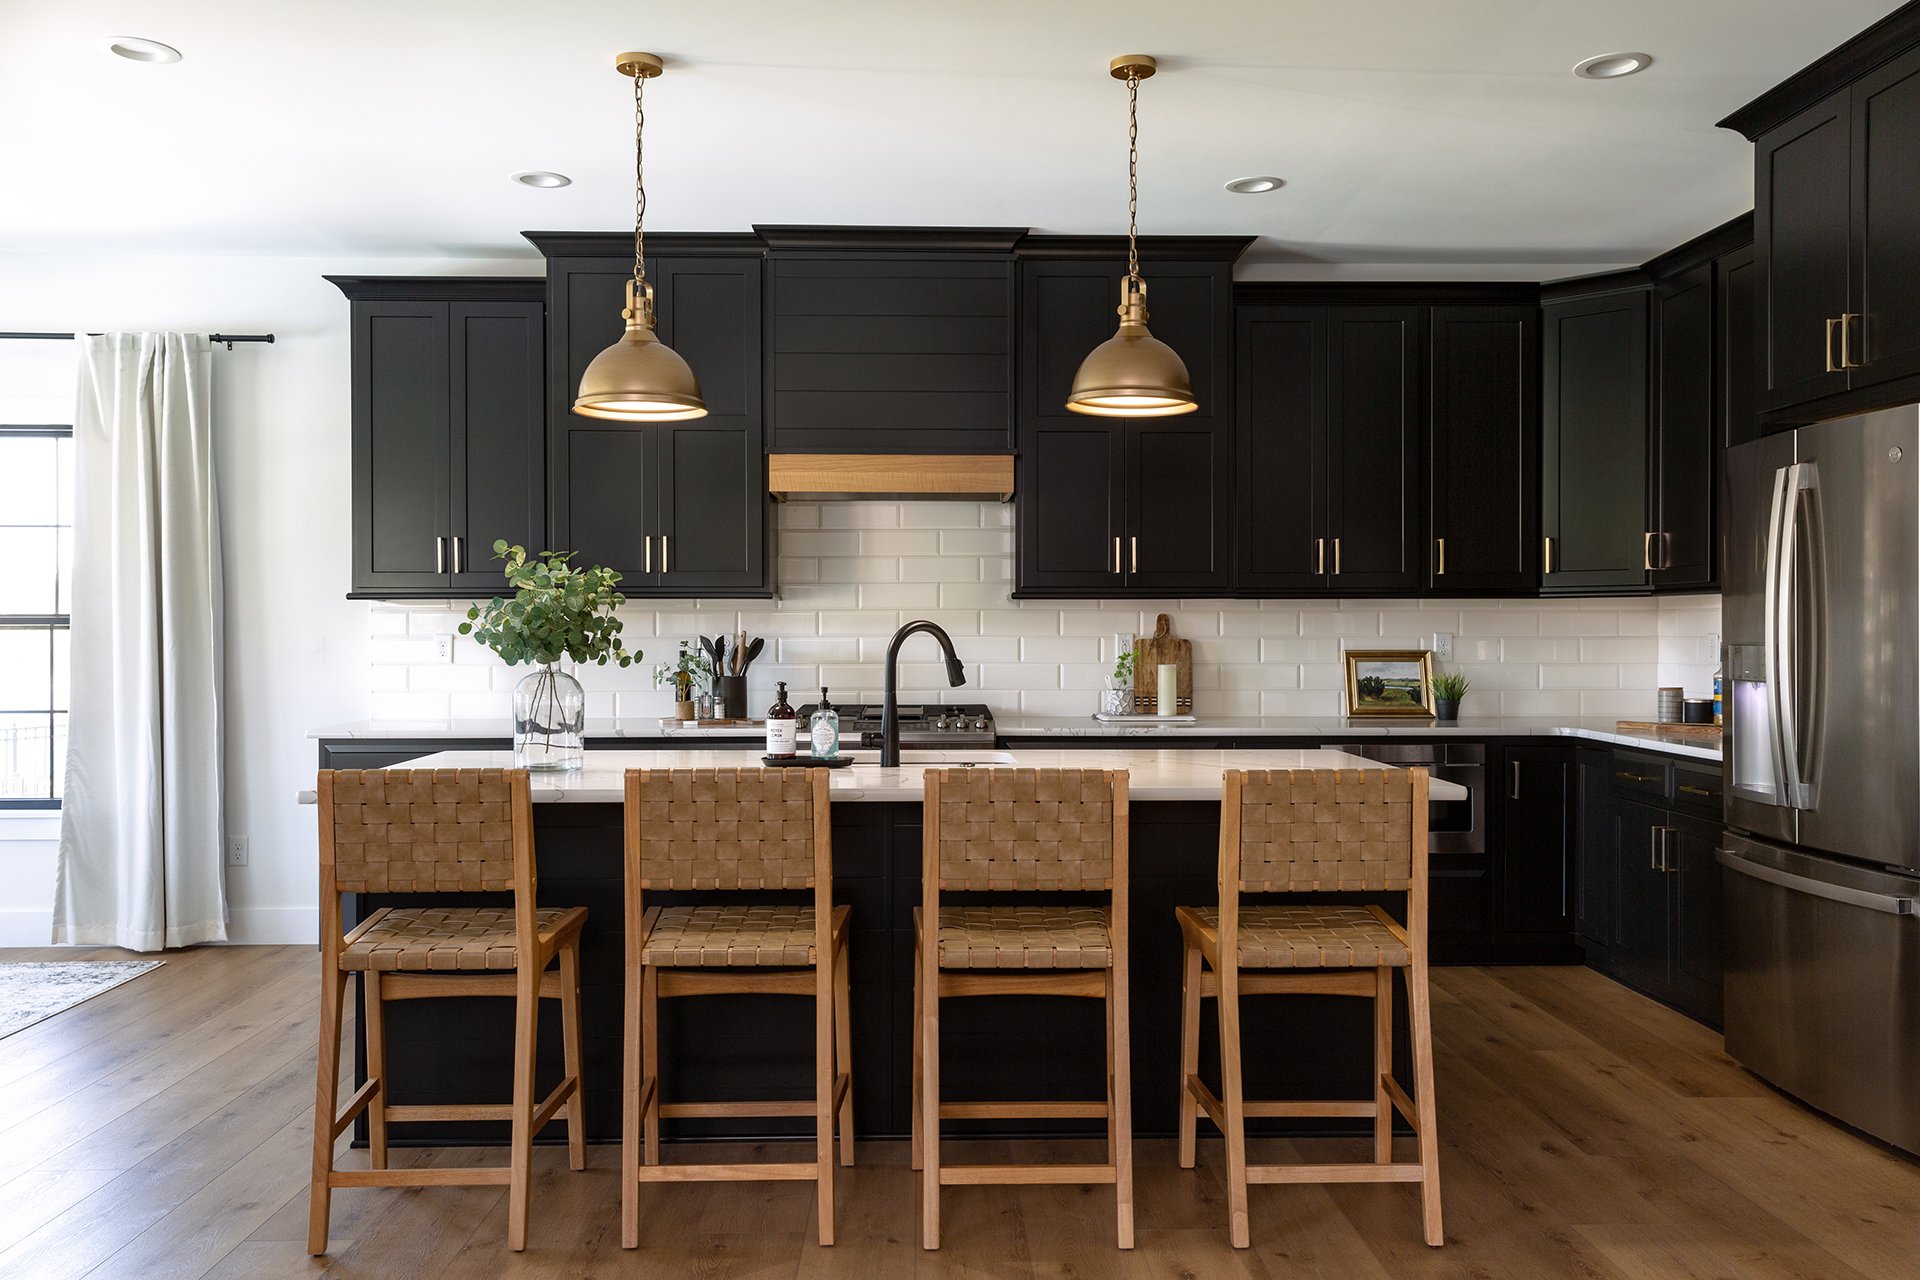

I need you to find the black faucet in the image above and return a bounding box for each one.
[879,619,967,767]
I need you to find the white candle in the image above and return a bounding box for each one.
[1158,663,1178,716]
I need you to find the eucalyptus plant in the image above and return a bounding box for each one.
[458,541,639,669]
[654,640,713,700]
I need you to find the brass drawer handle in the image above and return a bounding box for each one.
[1677,784,1713,797]
[1616,771,1658,784]
[1436,537,1446,576]
[1827,316,1841,373]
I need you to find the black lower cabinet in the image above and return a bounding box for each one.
[1499,745,1577,940]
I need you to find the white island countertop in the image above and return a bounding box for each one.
[296,746,1468,805]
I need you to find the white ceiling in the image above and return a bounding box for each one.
[0,1,1900,276]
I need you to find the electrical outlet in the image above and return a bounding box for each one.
[226,836,249,867]
[435,635,454,663]
[1433,632,1455,661]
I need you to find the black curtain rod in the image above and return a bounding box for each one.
[1,331,276,349]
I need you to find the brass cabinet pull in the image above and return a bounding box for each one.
[1316,537,1326,576]
[1130,535,1138,574]
[644,534,653,574]
[1661,827,1677,873]
[1677,783,1713,797]
[1333,538,1342,576]
[1543,536,1554,575]
[660,535,669,574]
[1510,760,1521,800]
[1650,825,1662,870]
[1436,537,1447,576]
[435,536,447,576]
[1841,312,1860,368]
[451,536,463,575]
[1616,770,1657,784]
[1826,317,1842,373]
[1113,535,1122,574]
[1643,531,1657,572]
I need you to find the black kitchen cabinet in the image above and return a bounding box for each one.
[332,277,545,599]
[766,253,1014,453]
[1014,254,1236,596]
[1718,244,1760,450]
[1754,90,1855,412]
[537,242,769,597]
[1428,306,1538,592]
[1499,745,1576,938]
[1851,44,1920,390]
[1574,747,1616,950]
[1650,264,1716,588]
[1541,286,1650,592]
[1235,305,1422,595]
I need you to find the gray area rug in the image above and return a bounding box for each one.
[0,960,165,1039]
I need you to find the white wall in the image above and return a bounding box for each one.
[0,249,537,945]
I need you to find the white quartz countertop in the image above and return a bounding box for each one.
[296,746,1469,805]
[312,714,1720,761]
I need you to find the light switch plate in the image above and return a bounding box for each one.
[1433,632,1454,661]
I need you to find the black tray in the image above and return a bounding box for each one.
[760,754,856,769]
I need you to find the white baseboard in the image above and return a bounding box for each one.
[0,906,317,949]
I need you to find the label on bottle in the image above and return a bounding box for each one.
[812,714,839,759]
[767,718,797,757]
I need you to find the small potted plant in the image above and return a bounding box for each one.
[1102,646,1135,717]
[460,542,639,770]
[1430,671,1470,723]
[654,641,713,722]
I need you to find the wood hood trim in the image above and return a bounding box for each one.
[767,453,1015,501]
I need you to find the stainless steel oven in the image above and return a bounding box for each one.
[1329,741,1486,855]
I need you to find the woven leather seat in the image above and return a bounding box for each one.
[640,903,851,967]
[340,905,587,972]
[926,905,1113,970]
[1179,905,1410,970]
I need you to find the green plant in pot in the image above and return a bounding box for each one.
[1430,671,1470,723]
[653,641,713,721]
[1103,646,1135,716]
[460,542,639,770]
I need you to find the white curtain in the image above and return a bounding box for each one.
[53,333,227,951]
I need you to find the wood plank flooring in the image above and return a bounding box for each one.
[0,945,1914,1278]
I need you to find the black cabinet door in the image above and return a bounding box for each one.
[1500,745,1575,937]
[1428,305,1537,592]
[652,257,767,594]
[1015,426,1126,591]
[1542,289,1649,591]
[1850,44,1920,390]
[1718,245,1760,453]
[1611,799,1672,994]
[769,257,1012,452]
[1756,90,1853,411]
[1651,265,1716,589]
[1574,747,1616,950]
[1126,422,1230,592]
[1235,306,1328,594]
[1326,307,1423,593]
[448,301,544,594]
[352,301,452,594]
[1667,812,1724,1024]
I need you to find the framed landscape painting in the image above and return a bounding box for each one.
[1344,649,1435,718]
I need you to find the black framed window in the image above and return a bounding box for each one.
[0,424,72,807]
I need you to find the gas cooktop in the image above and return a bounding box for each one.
[798,702,997,748]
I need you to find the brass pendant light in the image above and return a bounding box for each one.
[1066,54,1197,418]
[573,51,707,423]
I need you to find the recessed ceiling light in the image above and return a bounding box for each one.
[1224,176,1285,194]
[1573,52,1653,80]
[511,171,572,189]
[104,37,182,64]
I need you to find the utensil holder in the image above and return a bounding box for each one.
[716,675,748,720]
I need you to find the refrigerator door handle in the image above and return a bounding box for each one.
[1762,464,1795,806]
[1775,462,1818,809]
[1717,845,1915,915]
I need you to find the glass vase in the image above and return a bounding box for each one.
[1101,678,1133,717]
[513,663,585,771]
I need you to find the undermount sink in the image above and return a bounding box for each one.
[890,749,1018,766]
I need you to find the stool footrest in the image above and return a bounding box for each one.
[1247,1163,1425,1185]
[632,1162,821,1183]
[939,1100,1109,1119]
[330,1166,512,1188]
[940,1163,1118,1186]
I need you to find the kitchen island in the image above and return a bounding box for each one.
[309,747,1461,1146]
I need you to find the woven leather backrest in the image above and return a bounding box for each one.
[630,768,818,890]
[933,768,1116,891]
[1236,769,1414,892]
[326,769,520,895]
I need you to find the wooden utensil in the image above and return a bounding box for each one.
[1132,613,1193,715]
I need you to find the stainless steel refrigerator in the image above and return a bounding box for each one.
[1722,405,1920,1155]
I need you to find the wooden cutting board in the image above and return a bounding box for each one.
[1133,614,1193,714]
[1615,720,1722,743]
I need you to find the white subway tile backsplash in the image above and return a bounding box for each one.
[364,501,1724,725]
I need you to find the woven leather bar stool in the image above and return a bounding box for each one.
[308,768,587,1255]
[621,767,852,1248]
[915,767,1133,1250]
[1176,767,1441,1249]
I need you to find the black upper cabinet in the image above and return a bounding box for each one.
[1014,255,1234,596]
[1718,244,1761,450]
[1852,44,1920,390]
[1651,265,1716,589]
[1428,306,1538,592]
[333,277,545,599]
[1541,287,1649,592]
[1755,91,1854,411]
[767,256,1012,453]
[541,250,769,597]
[1236,307,1325,594]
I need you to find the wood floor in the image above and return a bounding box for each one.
[0,945,1914,1279]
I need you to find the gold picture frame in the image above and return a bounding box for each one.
[1344,648,1436,718]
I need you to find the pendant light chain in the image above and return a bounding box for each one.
[632,66,648,295]
[1126,69,1140,289]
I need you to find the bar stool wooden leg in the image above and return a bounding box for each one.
[910,957,924,1172]
[621,949,642,1250]
[833,934,855,1166]
[1110,959,1135,1250]
[1219,973,1251,1250]
[506,965,539,1252]
[815,958,836,1247]
[1177,940,1202,1169]
[1374,965,1393,1165]
[1105,966,1117,1169]
[920,965,941,1250]
[560,945,587,1172]
[307,966,348,1256]
[1410,957,1444,1246]
[363,970,389,1170]
[641,963,661,1165]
